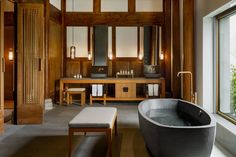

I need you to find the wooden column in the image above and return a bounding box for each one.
[164,0,171,97]
[62,0,66,77]
[128,0,135,13]
[94,0,101,13]
[183,0,194,101]
[45,0,50,98]
[172,0,181,98]
[0,0,4,133]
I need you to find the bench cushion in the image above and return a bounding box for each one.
[69,107,117,128]
[67,88,85,92]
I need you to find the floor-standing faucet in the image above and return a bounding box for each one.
[177,71,195,103]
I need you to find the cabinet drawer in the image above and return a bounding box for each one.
[115,83,136,98]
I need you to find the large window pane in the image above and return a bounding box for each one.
[219,12,236,121]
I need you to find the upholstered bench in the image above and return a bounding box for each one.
[66,88,86,106]
[68,107,117,157]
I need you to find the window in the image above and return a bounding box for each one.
[217,9,236,124]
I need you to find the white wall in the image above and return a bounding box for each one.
[50,0,61,10]
[195,0,236,156]
[195,0,231,106]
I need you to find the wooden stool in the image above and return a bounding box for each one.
[66,88,86,106]
[90,94,107,105]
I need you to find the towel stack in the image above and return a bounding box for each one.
[45,98,53,110]
[147,84,159,97]
[92,84,103,96]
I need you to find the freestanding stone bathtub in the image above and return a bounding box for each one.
[138,99,216,157]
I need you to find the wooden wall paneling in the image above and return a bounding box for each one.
[64,13,165,26]
[128,0,135,13]
[48,20,62,99]
[81,61,92,77]
[4,12,14,26]
[164,0,171,97]
[0,0,4,133]
[49,4,61,24]
[115,59,143,77]
[45,0,50,98]
[93,0,101,13]
[17,3,45,124]
[183,0,194,101]
[172,0,181,98]
[130,61,143,77]
[4,26,14,100]
[108,60,112,77]
[66,61,81,77]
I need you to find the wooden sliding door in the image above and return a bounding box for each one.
[17,3,44,124]
[0,0,4,133]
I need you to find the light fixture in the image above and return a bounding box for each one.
[70,46,75,59]
[139,53,143,60]
[139,27,144,61]
[8,49,13,61]
[160,51,164,60]
[159,27,164,61]
[88,52,92,60]
[109,54,113,60]
[70,0,76,59]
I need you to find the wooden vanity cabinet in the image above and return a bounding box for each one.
[115,83,136,98]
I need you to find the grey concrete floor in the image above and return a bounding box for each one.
[0,102,234,157]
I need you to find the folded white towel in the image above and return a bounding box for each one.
[148,84,154,96]
[97,84,103,96]
[154,84,159,96]
[92,84,97,96]
[67,88,85,92]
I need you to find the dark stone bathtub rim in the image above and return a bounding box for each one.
[138,98,216,129]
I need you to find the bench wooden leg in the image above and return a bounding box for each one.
[104,94,106,105]
[90,94,93,105]
[69,95,72,104]
[67,93,70,105]
[107,129,112,157]
[81,92,85,106]
[68,128,73,157]
[115,116,117,136]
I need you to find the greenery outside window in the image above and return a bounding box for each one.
[216,8,236,124]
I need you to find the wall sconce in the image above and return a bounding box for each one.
[88,52,92,60]
[70,46,76,59]
[160,51,164,60]
[139,53,143,60]
[8,50,14,61]
[108,52,113,60]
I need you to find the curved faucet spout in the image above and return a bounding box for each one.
[177,71,192,77]
[177,71,194,103]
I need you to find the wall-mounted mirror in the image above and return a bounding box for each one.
[141,25,162,66]
[66,26,89,58]
[116,27,138,58]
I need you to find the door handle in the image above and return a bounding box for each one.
[2,58,5,72]
[38,58,41,71]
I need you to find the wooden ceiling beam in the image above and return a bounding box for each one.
[64,12,165,26]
